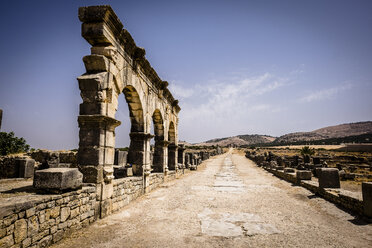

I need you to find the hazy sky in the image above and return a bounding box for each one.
[0,0,371,149]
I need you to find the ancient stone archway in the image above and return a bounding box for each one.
[77,6,181,194]
[152,109,166,172]
[168,121,178,170]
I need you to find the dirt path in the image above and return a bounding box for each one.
[52,149,372,248]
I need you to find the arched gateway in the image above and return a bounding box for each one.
[77,6,181,202]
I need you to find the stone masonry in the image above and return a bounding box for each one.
[77,5,181,216]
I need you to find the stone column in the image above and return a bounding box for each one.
[128,132,153,176]
[177,144,186,168]
[163,142,169,175]
[168,143,178,170]
[153,139,168,173]
[77,109,120,184]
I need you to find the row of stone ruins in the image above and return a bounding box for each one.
[0,147,224,180]
[245,151,372,219]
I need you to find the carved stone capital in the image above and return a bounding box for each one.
[78,115,121,131]
[155,140,170,147]
[168,143,178,150]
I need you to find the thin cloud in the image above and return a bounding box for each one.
[300,84,352,103]
[172,72,288,126]
[169,82,195,99]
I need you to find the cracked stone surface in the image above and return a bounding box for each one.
[51,149,372,248]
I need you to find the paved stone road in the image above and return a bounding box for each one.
[52,149,372,248]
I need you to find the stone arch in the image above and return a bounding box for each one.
[121,85,150,176]
[153,109,164,138]
[168,121,176,143]
[77,5,181,190]
[167,121,177,170]
[123,85,144,132]
[152,109,165,172]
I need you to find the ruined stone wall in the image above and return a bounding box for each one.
[0,187,96,247]
[300,180,364,215]
[248,159,366,217]
[0,147,218,247]
[30,150,77,169]
[165,171,177,181]
[111,177,143,213]
[147,173,164,192]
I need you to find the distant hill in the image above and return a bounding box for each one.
[196,134,276,147]
[192,121,372,147]
[275,121,372,144]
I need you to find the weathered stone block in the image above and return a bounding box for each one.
[14,219,27,243]
[284,168,295,173]
[114,150,128,166]
[315,167,322,178]
[319,168,340,188]
[28,215,39,236]
[16,159,35,178]
[0,235,14,247]
[362,182,372,218]
[79,165,103,184]
[296,170,312,181]
[83,54,110,73]
[33,168,83,192]
[60,207,70,222]
[38,235,52,248]
[132,164,143,176]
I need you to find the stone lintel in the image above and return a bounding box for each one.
[78,115,121,130]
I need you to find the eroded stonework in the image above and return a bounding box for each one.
[77,5,181,185]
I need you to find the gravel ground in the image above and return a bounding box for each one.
[52,149,372,248]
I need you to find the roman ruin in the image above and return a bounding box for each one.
[76,5,183,210]
[0,6,223,247]
[1,4,372,248]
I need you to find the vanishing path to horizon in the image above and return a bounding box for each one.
[52,149,372,247]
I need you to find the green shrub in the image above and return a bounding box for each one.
[300,146,315,157]
[0,132,30,155]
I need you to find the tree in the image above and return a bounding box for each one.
[0,132,30,155]
[300,146,315,157]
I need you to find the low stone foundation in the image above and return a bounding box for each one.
[111,177,144,213]
[262,165,365,217]
[301,181,364,216]
[165,171,177,182]
[0,187,96,247]
[0,165,197,247]
[147,173,164,192]
[0,145,222,247]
